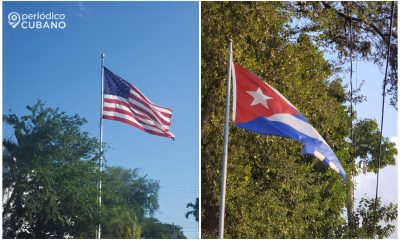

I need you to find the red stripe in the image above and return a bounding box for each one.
[104,98,169,126]
[103,106,167,131]
[151,107,172,118]
[104,98,154,122]
[128,93,172,122]
[128,85,173,112]
[153,104,172,113]
[128,101,171,127]
[103,115,173,139]
[104,94,172,123]
[153,107,172,118]
[127,94,171,126]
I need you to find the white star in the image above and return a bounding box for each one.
[246,87,273,109]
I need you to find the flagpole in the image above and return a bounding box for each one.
[218,38,233,239]
[97,53,105,239]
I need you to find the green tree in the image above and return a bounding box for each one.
[3,100,183,239]
[353,119,397,173]
[344,119,397,237]
[141,217,186,239]
[201,2,397,238]
[294,1,398,108]
[101,166,160,238]
[341,197,398,238]
[293,2,398,235]
[101,205,141,239]
[3,100,100,238]
[185,197,199,222]
[202,3,349,237]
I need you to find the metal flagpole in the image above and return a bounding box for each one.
[218,38,233,239]
[97,53,105,239]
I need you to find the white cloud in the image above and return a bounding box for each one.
[354,136,398,238]
[75,1,92,18]
[390,136,399,150]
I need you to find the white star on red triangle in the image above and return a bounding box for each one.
[246,87,273,109]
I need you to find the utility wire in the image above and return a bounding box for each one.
[346,5,356,235]
[349,7,355,220]
[349,6,359,227]
[372,1,395,238]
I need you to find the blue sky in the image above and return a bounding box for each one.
[3,1,199,238]
[323,48,397,238]
[326,53,398,238]
[293,16,397,235]
[349,61,398,238]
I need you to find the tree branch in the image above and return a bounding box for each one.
[321,1,397,45]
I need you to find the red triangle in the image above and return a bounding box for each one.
[234,63,299,123]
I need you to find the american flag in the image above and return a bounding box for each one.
[103,67,175,139]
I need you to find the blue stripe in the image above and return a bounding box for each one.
[236,116,346,179]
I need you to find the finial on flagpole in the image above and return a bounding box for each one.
[227,38,233,60]
[101,53,105,59]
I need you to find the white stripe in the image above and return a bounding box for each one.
[328,161,340,173]
[104,102,170,130]
[313,150,325,161]
[232,61,237,121]
[129,88,154,104]
[104,94,171,124]
[313,150,340,174]
[267,113,327,145]
[128,103,169,127]
[128,97,171,123]
[104,101,131,113]
[103,111,165,134]
[129,89,172,115]
[153,105,172,115]
[104,94,129,104]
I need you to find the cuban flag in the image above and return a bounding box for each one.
[232,63,346,179]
